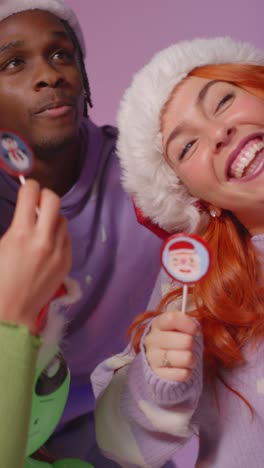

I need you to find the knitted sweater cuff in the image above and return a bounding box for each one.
[138,318,203,406]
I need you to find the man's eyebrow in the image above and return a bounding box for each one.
[0,40,25,55]
[51,30,73,42]
[0,31,72,56]
[165,79,220,155]
[52,30,68,38]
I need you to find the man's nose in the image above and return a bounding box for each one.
[32,60,65,91]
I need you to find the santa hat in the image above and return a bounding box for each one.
[0,0,85,56]
[169,240,195,252]
[117,37,264,234]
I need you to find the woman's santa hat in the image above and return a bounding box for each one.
[117,37,264,235]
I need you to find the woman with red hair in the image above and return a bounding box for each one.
[92,37,264,468]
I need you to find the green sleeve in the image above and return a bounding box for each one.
[0,321,41,468]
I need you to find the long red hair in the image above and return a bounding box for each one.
[129,63,264,405]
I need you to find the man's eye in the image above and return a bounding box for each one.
[52,49,74,61]
[215,93,234,113]
[179,140,196,160]
[2,58,24,70]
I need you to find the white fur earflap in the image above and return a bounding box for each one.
[117,37,264,234]
[37,302,67,368]
[36,276,82,367]
[0,0,85,56]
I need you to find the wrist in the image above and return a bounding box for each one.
[0,314,37,335]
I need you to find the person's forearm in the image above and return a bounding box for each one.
[0,322,40,468]
[94,332,203,467]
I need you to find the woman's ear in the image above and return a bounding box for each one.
[207,204,222,218]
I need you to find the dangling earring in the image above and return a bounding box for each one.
[210,209,217,218]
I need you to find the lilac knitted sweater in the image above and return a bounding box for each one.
[92,235,264,468]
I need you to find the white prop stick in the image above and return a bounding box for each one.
[181,284,188,314]
[19,174,26,185]
[160,233,211,314]
[19,175,40,216]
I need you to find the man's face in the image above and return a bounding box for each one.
[0,10,83,153]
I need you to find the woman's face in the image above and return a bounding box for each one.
[162,76,264,234]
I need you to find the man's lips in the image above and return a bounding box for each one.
[39,105,73,118]
[225,132,264,180]
[32,98,76,116]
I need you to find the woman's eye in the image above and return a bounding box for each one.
[215,93,234,113]
[179,140,196,160]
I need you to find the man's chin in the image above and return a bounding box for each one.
[32,132,79,161]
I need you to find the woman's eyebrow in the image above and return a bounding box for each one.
[165,80,220,154]
[196,79,220,104]
[165,124,185,155]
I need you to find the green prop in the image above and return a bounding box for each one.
[54,461,93,467]
[25,347,94,468]
[25,459,93,467]
[24,459,93,467]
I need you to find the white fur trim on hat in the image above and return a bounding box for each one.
[117,37,264,234]
[0,0,85,56]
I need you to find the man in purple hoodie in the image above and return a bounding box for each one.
[0,1,161,465]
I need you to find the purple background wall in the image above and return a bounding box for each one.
[69,0,263,126]
[67,1,263,466]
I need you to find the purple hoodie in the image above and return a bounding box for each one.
[0,118,162,465]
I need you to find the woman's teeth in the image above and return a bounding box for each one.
[230,139,264,178]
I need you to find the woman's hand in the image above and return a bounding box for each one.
[0,180,72,333]
[144,310,199,382]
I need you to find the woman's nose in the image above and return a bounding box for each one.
[214,126,235,152]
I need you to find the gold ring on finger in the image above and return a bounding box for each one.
[162,349,172,368]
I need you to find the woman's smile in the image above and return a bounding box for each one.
[227,135,264,181]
